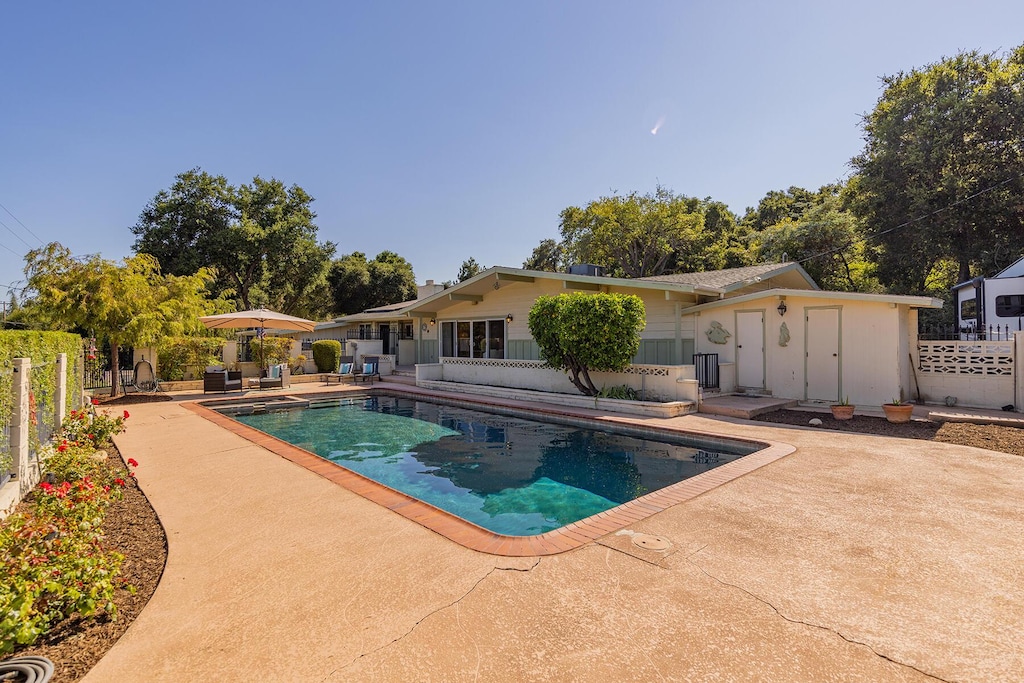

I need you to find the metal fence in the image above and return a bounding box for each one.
[693,352,720,389]
[919,323,1019,341]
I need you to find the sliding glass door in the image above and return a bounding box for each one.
[439,319,507,359]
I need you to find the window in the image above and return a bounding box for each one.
[995,294,1024,317]
[358,324,373,339]
[960,298,977,320]
[439,319,508,359]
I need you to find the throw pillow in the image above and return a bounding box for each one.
[363,363,375,375]
[268,365,280,379]
[339,363,352,374]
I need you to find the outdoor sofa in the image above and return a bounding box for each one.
[203,368,243,393]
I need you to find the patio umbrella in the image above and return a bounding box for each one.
[200,308,317,371]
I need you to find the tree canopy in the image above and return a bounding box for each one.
[522,239,563,272]
[851,45,1024,293]
[457,257,482,282]
[22,243,216,396]
[327,251,417,315]
[557,186,749,278]
[528,292,645,396]
[131,169,336,317]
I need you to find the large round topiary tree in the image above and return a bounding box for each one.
[528,292,645,396]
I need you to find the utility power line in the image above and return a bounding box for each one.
[796,174,1021,266]
[0,200,45,245]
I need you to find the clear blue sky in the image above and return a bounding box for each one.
[2,1,1022,296]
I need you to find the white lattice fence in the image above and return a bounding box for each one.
[917,340,1014,376]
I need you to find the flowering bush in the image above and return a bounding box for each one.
[60,407,127,447]
[0,410,138,654]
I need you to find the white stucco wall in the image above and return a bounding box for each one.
[686,295,912,406]
[424,279,686,347]
[420,358,699,403]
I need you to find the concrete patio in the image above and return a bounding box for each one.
[82,384,1023,681]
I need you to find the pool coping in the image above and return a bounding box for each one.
[183,385,795,556]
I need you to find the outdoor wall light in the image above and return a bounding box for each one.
[777,300,788,317]
[429,318,436,326]
[506,314,514,324]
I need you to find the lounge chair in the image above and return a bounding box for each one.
[259,364,290,390]
[353,356,380,384]
[324,356,355,385]
[204,368,243,393]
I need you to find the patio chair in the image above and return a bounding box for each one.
[204,367,243,393]
[259,363,291,390]
[353,356,380,384]
[131,359,159,393]
[324,355,355,385]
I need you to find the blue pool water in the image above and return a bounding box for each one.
[231,395,758,536]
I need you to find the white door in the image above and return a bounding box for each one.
[735,311,765,389]
[806,307,840,401]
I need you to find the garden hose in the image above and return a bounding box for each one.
[0,656,55,682]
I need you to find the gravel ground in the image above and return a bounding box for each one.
[10,404,1021,681]
[752,409,1024,457]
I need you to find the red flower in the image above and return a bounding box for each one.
[57,443,68,453]
[128,472,136,478]
[127,458,139,468]
[91,398,100,405]
[114,478,127,487]
[40,482,54,493]
[88,434,95,440]
[123,410,130,419]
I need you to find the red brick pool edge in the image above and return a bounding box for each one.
[182,395,795,556]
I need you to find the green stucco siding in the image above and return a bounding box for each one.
[507,339,542,360]
[419,339,439,364]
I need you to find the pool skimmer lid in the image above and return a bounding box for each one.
[616,529,672,551]
[632,534,671,551]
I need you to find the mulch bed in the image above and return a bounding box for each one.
[90,393,173,406]
[751,409,1024,457]
[11,447,168,683]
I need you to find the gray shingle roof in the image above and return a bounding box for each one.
[638,262,798,289]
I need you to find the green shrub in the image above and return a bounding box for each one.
[157,336,225,380]
[311,340,342,372]
[251,337,293,369]
[528,292,645,396]
[597,385,639,401]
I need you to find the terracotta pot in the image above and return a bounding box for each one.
[882,403,914,423]
[830,404,855,421]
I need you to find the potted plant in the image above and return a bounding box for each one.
[830,396,855,420]
[882,398,914,423]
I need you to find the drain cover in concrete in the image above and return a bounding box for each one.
[631,534,671,551]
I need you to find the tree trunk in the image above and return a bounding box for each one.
[109,338,121,398]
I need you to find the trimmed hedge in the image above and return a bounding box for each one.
[311,340,342,372]
[0,331,83,476]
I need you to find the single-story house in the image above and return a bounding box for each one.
[387,262,942,407]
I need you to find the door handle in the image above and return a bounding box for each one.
[833,353,837,357]
[737,345,742,348]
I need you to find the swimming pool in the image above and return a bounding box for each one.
[225,393,760,536]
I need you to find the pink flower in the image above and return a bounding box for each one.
[127,458,139,468]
